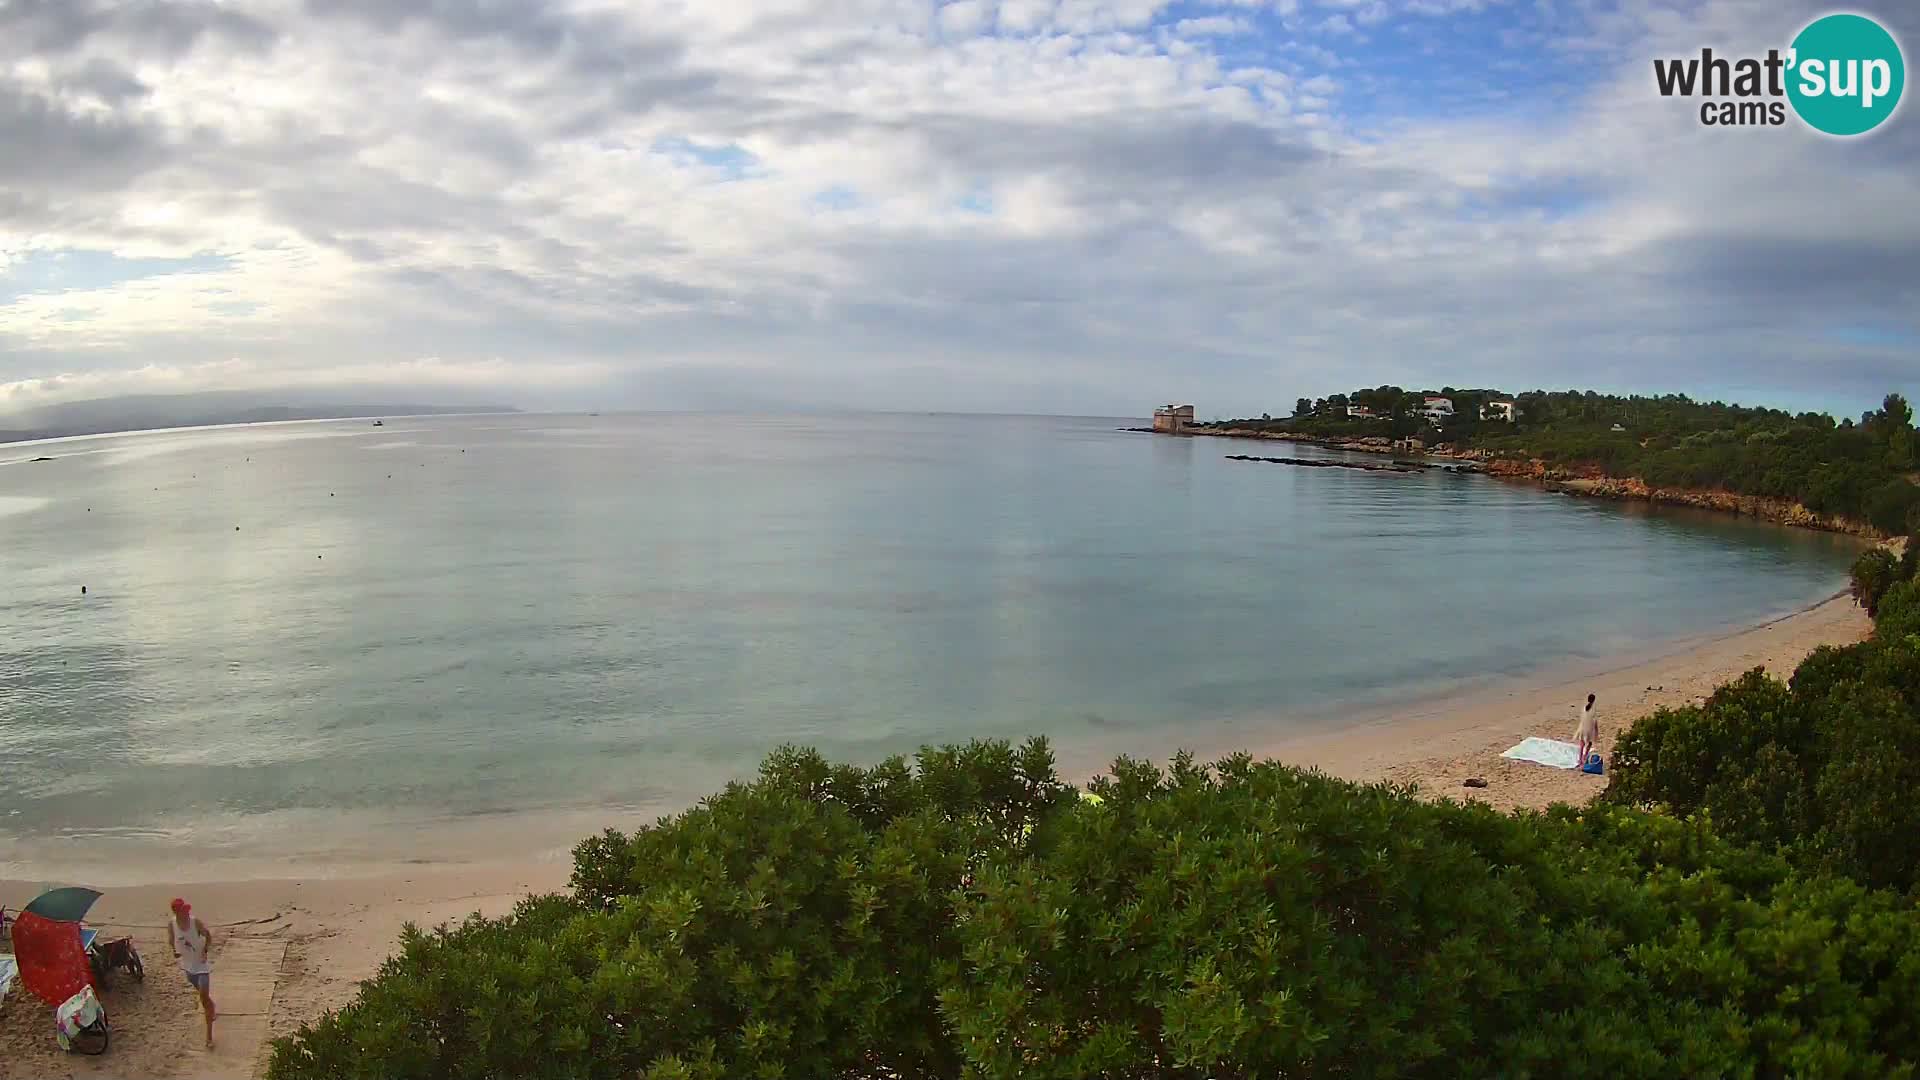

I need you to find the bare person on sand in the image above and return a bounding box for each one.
[169,897,217,1050]
[1574,693,1598,769]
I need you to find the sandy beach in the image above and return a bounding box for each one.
[0,590,1872,1079]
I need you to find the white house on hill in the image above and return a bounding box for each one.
[1481,400,1517,422]
[1419,396,1454,423]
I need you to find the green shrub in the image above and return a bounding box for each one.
[1812,683,1920,889]
[270,739,1066,1080]
[1609,599,1920,892]
[1877,579,1920,644]
[1605,670,1817,850]
[270,746,1920,1080]
[1851,547,1903,615]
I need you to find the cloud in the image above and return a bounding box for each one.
[0,0,1915,419]
[1174,15,1254,36]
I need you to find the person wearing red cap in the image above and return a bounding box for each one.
[168,898,216,1050]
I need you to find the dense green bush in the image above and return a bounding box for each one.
[1605,670,1817,851]
[270,741,1920,1079]
[270,740,1067,1080]
[1851,547,1903,615]
[1877,578,1920,644]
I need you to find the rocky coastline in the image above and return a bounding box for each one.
[1178,425,1885,540]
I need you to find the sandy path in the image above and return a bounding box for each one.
[0,591,1873,1078]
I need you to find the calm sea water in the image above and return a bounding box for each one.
[0,413,1859,877]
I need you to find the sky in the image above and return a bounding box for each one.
[0,0,1916,420]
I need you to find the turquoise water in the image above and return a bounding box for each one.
[0,414,1859,875]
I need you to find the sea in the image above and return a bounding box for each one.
[0,413,1862,880]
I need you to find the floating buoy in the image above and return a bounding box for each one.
[80,585,87,595]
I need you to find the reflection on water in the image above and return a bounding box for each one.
[0,413,1861,874]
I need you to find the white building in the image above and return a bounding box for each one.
[1347,405,1377,419]
[1481,400,1517,423]
[1419,396,1455,423]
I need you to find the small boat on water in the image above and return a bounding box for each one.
[372,419,384,426]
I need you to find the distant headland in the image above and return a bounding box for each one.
[1129,387,1919,540]
[0,391,519,445]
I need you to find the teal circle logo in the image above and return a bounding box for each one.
[1787,13,1905,136]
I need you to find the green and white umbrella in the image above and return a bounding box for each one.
[22,886,103,924]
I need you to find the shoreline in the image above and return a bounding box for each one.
[1170,425,1885,540]
[0,588,1873,1079]
[1258,587,1868,808]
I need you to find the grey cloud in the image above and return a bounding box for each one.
[303,0,721,141]
[302,0,694,84]
[0,0,276,58]
[906,111,1322,193]
[1664,233,1920,316]
[302,0,584,49]
[58,58,151,103]
[0,81,167,188]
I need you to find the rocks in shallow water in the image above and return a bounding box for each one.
[1225,454,1426,474]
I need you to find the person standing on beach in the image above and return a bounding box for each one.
[1574,693,1598,770]
[169,897,216,1050]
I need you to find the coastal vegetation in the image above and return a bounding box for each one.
[1216,389,1920,535]
[1607,539,1920,892]
[271,553,1920,1079]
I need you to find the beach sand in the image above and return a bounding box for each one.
[0,591,1872,1079]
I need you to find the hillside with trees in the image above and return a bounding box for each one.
[1212,389,1920,536]
[269,541,1920,1079]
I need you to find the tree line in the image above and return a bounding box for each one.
[1218,388,1920,535]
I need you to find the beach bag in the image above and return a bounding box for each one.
[1581,753,1605,776]
[55,985,109,1055]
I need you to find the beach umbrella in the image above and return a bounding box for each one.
[9,886,104,1006]
[22,886,102,924]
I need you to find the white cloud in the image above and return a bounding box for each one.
[938,0,994,37]
[1174,15,1253,36]
[0,0,1914,419]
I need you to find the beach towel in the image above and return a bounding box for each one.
[0,955,16,1003]
[1500,737,1584,770]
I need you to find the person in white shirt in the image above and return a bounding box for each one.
[1574,693,1599,770]
[169,897,216,1050]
